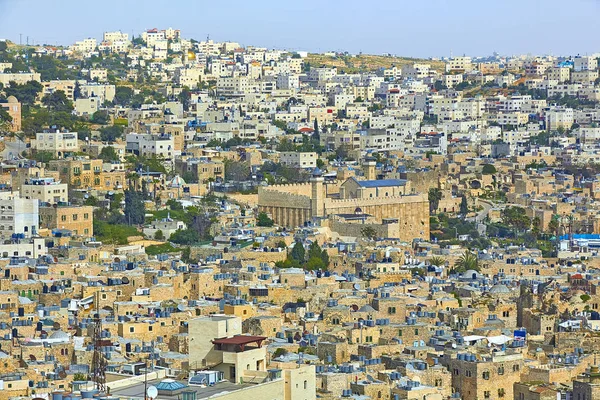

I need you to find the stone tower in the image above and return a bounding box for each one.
[363,158,376,181]
[311,168,324,218]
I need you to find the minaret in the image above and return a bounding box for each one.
[310,168,324,218]
[363,157,377,181]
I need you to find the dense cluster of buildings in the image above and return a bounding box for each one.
[1,27,600,400]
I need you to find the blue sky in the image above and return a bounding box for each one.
[0,0,598,58]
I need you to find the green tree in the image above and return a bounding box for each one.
[91,110,110,124]
[453,250,479,273]
[98,146,119,162]
[167,199,184,210]
[169,228,200,245]
[42,90,73,112]
[124,190,145,225]
[257,212,274,227]
[224,159,251,182]
[4,80,43,106]
[482,164,497,175]
[154,230,165,240]
[113,86,134,106]
[428,256,446,267]
[501,206,531,233]
[428,188,443,213]
[178,86,191,111]
[460,195,468,215]
[99,125,124,142]
[547,216,560,235]
[290,241,305,262]
[313,118,320,142]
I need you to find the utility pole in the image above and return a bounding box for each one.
[143,359,148,400]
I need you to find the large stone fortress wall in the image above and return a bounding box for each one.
[258,177,430,242]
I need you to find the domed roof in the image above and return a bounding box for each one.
[169,175,186,188]
[489,284,511,294]
[7,96,18,103]
[49,330,69,340]
[461,270,480,279]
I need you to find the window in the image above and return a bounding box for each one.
[388,306,396,314]
[61,215,67,222]
[414,328,419,335]
[482,371,490,380]
[498,366,504,375]
[149,326,153,331]
[513,364,520,372]
[498,388,505,397]
[129,327,134,333]
[72,214,78,221]
[484,391,490,399]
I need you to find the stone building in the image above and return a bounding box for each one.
[258,172,429,242]
[448,351,523,400]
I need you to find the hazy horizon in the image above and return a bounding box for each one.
[0,0,599,58]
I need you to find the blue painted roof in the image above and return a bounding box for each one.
[357,179,407,188]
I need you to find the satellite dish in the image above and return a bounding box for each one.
[52,322,60,330]
[121,277,130,284]
[353,283,360,290]
[29,354,37,361]
[147,386,158,399]
[58,371,67,379]
[177,304,185,312]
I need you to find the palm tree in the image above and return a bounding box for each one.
[429,256,446,267]
[453,250,479,273]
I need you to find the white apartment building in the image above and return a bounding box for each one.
[79,84,116,103]
[0,192,39,241]
[89,69,108,82]
[71,38,97,53]
[32,131,79,157]
[545,107,574,131]
[446,57,473,73]
[74,97,101,117]
[402,63,431,80]
[0,72,41,86]
[126,133,177,159]
[280,152,317,169]
[142,29,165,48]
[217,76,250,96]
[547,67,571,83]
[573,56,598,72]
[103,31,129,42]
[276,74,300,91]
[21,177,68,205]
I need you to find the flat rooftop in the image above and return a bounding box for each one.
[110,378,252,400]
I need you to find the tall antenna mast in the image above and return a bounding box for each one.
[91,291,106,392]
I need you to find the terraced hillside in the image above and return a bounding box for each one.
[305,53,445,73]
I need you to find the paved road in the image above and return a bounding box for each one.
[1,136,26,161]
[467,199,494,223]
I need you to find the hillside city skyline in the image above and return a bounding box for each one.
[2,4,600,400]
[1,0,600,57]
